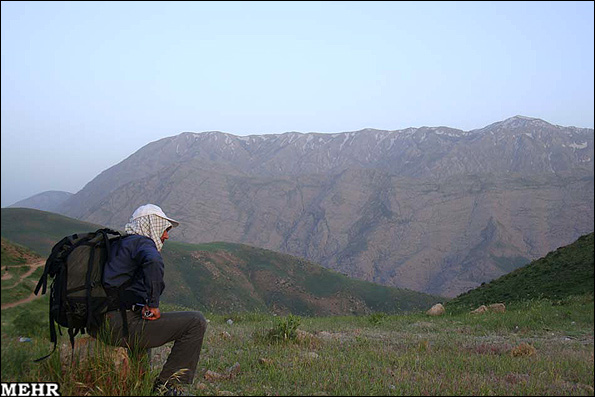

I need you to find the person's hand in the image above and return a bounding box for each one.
[142,305,161,320]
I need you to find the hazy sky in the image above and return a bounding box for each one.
[1,1,594,207]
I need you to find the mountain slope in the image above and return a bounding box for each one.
[446,233,594,312]
[52,116,594,297]
[0,208,442,315]
[58,116,594,223]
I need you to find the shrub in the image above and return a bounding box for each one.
[368,312,388,325]
[265,314,301,343]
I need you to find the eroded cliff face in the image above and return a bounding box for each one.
[58,116,594,297]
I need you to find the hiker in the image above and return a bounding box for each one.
[89,204,207,396]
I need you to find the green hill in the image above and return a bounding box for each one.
[447,232,594,312]
[1,208,442,315]
[161,241,442,315]
[1,208,104,257]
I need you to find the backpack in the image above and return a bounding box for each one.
[34,228,132,362]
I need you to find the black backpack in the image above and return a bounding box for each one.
[34,228,132,362]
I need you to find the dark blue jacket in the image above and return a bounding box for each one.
[103,234,165,308]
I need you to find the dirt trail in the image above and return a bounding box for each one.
[1,292,42,310]
[1,260,46,310]
[2,260,45,289]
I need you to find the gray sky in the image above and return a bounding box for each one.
[2,1,594,208]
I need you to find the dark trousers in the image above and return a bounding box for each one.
[91,309,207,384]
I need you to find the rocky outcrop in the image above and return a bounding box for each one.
[470,303,506,314]
[487,303,506,313]
[426,303,445,316]
[470,305,488,315]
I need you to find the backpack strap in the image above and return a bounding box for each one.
[85,241,98,331]
[33,257,51,296]
[68,328,78,359]
[119,300,130,343]
[34,270,66,362]
[33,314,58,363]
[113,276,135,342]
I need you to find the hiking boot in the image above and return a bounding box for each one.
[152,379,185,396]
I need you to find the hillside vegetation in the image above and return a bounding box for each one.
[447,233,594,312]
[162,241,441,315]
[1,208,442,316]
[1,238,45,308]
[1,237,42,266]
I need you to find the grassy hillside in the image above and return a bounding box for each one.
[1,237,42,266]
[1,208,442,316]
[447,233,594,312]
[1,238,46,307]
[1,208,104,257]
[2,294,593,395]
[162,241,442,315]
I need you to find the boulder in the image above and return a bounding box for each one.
[426,303,445,316]
[488,303,506,313]
[470,303,506,315]
[470,305,488,315]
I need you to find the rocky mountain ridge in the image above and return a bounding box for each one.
[48,116,595,296]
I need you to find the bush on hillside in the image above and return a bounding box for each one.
[265,314,301,343]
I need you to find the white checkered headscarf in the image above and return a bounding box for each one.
[125,214,173,252]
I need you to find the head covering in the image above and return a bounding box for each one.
[130,204,180,227]
[124,204,179,252]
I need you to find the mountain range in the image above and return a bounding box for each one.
[10,116,594,297]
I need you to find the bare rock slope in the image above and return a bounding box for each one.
[57,116,594,297]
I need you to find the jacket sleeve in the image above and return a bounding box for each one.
[133,237,166,308]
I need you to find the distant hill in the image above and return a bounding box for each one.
[0,208,442,315]
[8,191,72,213]
[446,233,594,312]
